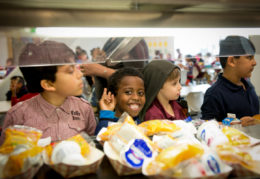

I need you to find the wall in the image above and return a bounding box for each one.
[0,34,8,66]
[250,35,260,96]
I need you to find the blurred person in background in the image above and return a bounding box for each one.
[6,76,28,103]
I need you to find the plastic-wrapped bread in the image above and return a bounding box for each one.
[0,125,44,179]
[138,120,180,136]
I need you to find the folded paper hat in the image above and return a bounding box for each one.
[219,36,255,57]
[19,40,75,66]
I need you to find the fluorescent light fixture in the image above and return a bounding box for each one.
[36,27,260,38]
[35,27,260,57]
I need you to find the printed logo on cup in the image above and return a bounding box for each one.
[201,129,206,141]
[207,155,220,174]
[123,139,153,168]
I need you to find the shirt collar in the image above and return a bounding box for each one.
[154,98,176,120]
[37,94,71,118]
[218,73,250,91]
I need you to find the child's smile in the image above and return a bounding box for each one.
[115,76,145,117]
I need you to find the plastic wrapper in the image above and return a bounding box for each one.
[170,120,197,139]
[104,141,141,176]
[138,120,181,136]
[143,143,204,176]
[221,126,251,146]
[108,120,157,155]
[103,113,158,175]
[0,125,44,179]
[206,125,260,176]
[43,133,104,178]
[216,140,260,176]
[197,120,229,147]
[96,112,136,143]
[142,141,232,178]
[152,134,201,151]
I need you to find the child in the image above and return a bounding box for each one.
[6,76,28,103]
[201,36,259,122]
[0,41,96,144]
[139,60,187,121]
[95,67,145,134]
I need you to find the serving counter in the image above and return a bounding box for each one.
[33,135,260,179]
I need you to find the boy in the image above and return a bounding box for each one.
[139,60,187,121]
[201,36,259,122]
[95,67,145,134]
[0,41,96,144]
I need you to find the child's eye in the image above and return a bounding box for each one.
[67,66,75,74]
[125,91,132,95]
[138,91,145,96]
[247,56,254,60]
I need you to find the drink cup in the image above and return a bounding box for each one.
[197,121,228,147]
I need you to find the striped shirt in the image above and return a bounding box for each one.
[0,94,96,144]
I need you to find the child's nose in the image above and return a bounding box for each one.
[131,93,140,100]
[76,68,83,78]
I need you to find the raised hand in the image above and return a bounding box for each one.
[99,88,116,111]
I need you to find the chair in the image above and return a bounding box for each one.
[186,92,204,115]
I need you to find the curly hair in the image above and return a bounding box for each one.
[107,67,144,96]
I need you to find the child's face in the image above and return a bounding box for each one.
[10,79,22,91]
[158,76,182,101]
[52,65,83,97]
[234,55,256,78]
[115,76,145,118]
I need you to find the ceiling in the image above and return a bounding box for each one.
[0,0,260,28]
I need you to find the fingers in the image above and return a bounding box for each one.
[101,88,113,105]
[240,116,256,127]
[79,64,86,74]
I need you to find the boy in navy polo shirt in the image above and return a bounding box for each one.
[201,36,259,123]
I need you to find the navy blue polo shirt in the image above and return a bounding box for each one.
[201,73,259,121]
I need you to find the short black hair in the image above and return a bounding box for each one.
[11,76,25,85]
[107,67,144,96]
[219,56,240,69]
[18,40,76,93]
[20,66,57,93]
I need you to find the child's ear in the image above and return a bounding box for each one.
[226,56,236,67]
[40,80,56,91]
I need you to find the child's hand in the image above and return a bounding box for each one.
[10,80,18,97]
[240,116,260,126]
[99,88,116,111]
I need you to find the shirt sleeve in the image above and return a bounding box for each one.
[84,107,96,136]
[95,110,118,135]
[201,92,223,121]
[99,110,117,119]
[11,96,19,106]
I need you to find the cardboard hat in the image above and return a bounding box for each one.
[19,40,75,66]
[219,36,255,57]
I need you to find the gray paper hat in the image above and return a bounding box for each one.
[19,40,75,66]
[219,36,255,57]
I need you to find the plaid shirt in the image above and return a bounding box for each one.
[0,94,96,144]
